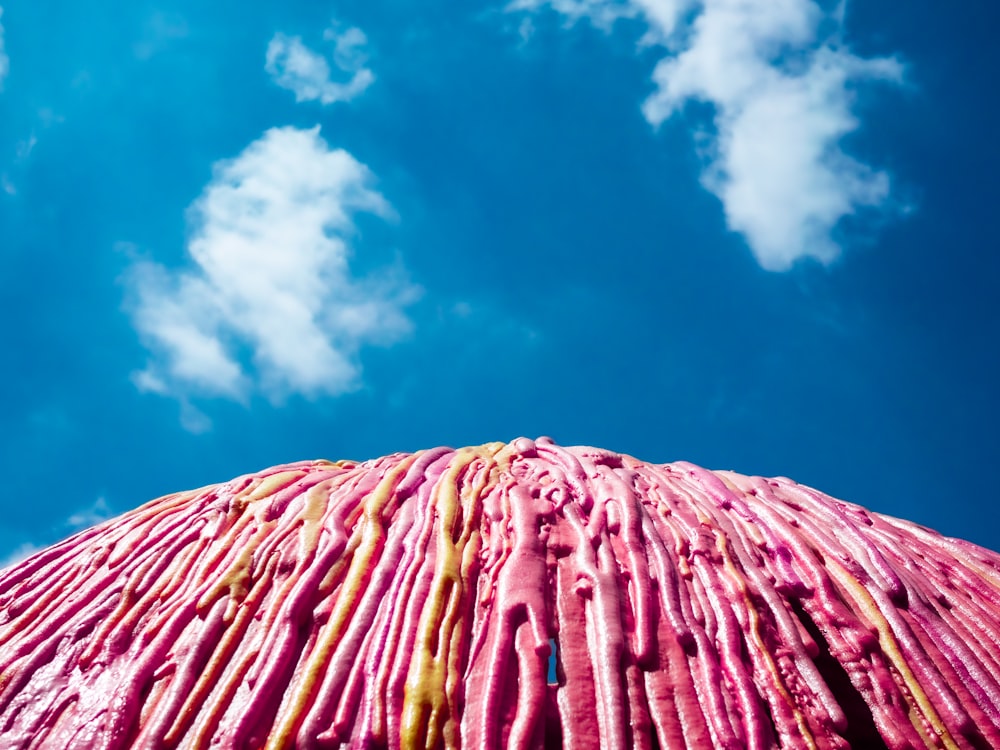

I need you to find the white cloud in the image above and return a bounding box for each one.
[64,497,114,531]
[15,134,36,160]
[124,126,418,421]
[4,129,48,198]
[133,11,189,61]
[0,7,9,90]
[266,22,374,105]
[0,543,41,570]
[507,0,635,29]
[513,0,904,270]
[0,498,115,571]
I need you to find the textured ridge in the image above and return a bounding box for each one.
[1,438,1000,748]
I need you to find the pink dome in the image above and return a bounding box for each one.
[1,439,998,748]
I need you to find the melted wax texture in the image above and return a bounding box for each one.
[1,439,1000,749]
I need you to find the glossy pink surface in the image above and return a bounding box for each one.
[1,438,999,748]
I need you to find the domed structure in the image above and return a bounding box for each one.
[1,439,999,748]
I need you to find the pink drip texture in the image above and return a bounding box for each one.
[1,438,999,748]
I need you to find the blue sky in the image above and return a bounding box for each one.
[1,0,998,561]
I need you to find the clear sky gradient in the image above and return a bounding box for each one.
[1,0,998,561]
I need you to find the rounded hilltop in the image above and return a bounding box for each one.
[1,438,998,748]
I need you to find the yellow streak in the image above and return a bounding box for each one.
[399,445,503,749]
[264,455,418,750]
[716,534,818,750]
[195,533,263,623]
[299,481,331,555]
[236,470,308,510]
[825,558,959,750]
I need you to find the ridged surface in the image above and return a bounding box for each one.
[1,438,1000,748]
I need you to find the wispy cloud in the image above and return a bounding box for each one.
[508,0,635,29]
[0,7,9,90]
[65,497,114,530]
[512,0,904,270]
[124,126,418,427]
[0,498,115,571]
[15,133,36,160]
[266,21,374,105]
[0,543,40,570]
[133,10,189,61]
